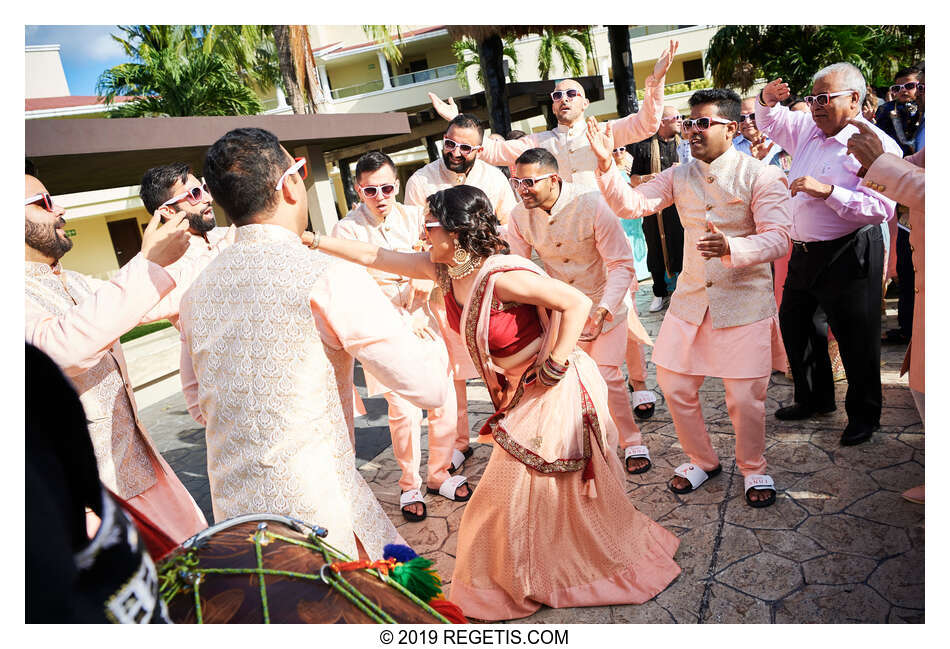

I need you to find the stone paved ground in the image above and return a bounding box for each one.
[142,282,924,624]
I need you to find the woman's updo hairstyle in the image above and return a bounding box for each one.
[426,185,509,258]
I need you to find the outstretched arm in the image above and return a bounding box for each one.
[610,39,678,145]
[493,270,592,366]
[314,233,437,281]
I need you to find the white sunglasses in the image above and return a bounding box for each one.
[275,157,308,191]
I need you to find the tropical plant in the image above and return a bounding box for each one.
[272,25,323,114]
[452,37,518,91]
[537,28,593,80]
[705,25,925,96]
[362,25,404,65]
[96,48,263,117]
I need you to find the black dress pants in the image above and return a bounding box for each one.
[642,207,684,297]
[896,226,915,336]
[779,226,884,426]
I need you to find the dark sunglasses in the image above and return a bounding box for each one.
[359,183,397,198]
[550,88,582,101]
[890,81,921,94]
[738,113,756,123]
[24,192,55,212]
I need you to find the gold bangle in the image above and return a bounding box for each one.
[757,91,769,108]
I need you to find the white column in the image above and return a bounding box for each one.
[317,65,331,100]
[275,84,288,108]
[377,51,392,89]
[600,56,611,86]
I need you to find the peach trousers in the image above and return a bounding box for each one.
[579,322,642,449]
[655,366,769,477]
[384,383,458,492]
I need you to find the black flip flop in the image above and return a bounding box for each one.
[746,488,776,508]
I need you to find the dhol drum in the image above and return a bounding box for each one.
[158,514,449,624]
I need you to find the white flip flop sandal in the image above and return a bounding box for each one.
[632,390,657,420]
[668,462,722,494]
[427,474,472,502]
[399,488,427,522]
[448,447,474,474]
[623,445,652,474]
[744,474,776,508]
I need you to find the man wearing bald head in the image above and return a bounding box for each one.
[430,40,679,191]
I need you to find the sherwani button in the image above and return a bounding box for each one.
[556,242,562,247]
[915,287,919,294]
[705,280,713,287]
[706,176,715,183]
[705,204,714,211]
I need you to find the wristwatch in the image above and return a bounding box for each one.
[308,232,321,250]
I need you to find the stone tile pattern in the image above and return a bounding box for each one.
[143,283,923,623]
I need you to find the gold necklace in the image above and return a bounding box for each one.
[446,255,483,279]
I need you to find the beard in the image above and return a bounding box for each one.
[186,208,216,233]
[26,217,73,260]
[442,151,476,175]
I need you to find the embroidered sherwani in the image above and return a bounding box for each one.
[333,203,458,492]
[477,75,664,191]
[505,181,642,451]
[596,147,792,477]
[178,224,450,560]
[25,255,207,543]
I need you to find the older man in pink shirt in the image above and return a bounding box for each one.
[589,88,793,507]
[179,128,451,560]
[25,170,208,543]
[755,65,901,447]
[504,147,649,474]
[404,113,519,464]
[333,151,468,522]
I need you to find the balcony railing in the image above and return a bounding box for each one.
[329,63,458,100]
[391,64,457,87]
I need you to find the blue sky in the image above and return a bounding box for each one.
[25,25,132,96]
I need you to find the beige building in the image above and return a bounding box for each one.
[27,25,728,279]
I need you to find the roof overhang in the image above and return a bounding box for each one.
[26,112,411,194]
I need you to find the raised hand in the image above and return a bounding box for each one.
[749,134,772,160]
[761,78,791,107]
[428,92,459,121]
[141,211,190,267]
[846,118,885,169]
[586,116,615,172]
[652,39,680,80]
[697,220,730,259]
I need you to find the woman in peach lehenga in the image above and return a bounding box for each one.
[314,185,680,621]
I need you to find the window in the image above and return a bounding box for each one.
[628,25,694,39]
[682,59,704,81]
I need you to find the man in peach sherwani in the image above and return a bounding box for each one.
[848,122,925,504]
[334,151,468,523]
[404,113,519,471]
[138,162,236,329]
[505,147,650,475]
[24,170,208,543]
[589,88,792,507]
[429,40,679,191]
[179,128,451,560]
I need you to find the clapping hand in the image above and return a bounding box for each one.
[586,116,615,172]
[652,40,680,80]
[697,220,730,259]
[761,78,791,107]
[846,118,885,169]
[428,92,460,121]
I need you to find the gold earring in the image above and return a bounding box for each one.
[452,241,471,265]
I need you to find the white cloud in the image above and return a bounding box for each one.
[26,25,125,62]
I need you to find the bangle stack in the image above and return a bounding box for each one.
[538,355,570,387]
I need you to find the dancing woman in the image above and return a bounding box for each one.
[312,185,680,621]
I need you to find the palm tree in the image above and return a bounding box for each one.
[536,28,592,81]
[97,48,263,117]
[451,37,518,91]
[272,25,323,114]
[362,25,404,67]
[199,25,281,93]
[706,25,924,96]
[607,26,638,118]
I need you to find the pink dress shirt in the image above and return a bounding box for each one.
[404,157,518,224]
[505,181,635,333]
[596,148,792,378]
[25,255,179,497]
[478,75,664,190]
[754,102,900,242]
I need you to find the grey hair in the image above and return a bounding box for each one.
[812,62,866,105]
